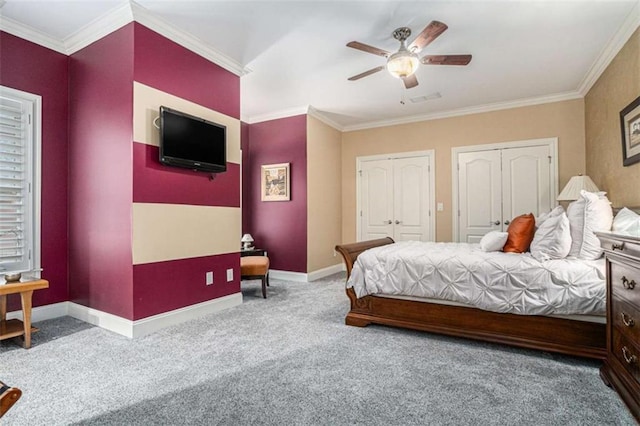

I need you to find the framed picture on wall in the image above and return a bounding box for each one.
[621,95,640,166]
[261,163,290,201]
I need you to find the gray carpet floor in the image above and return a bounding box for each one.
[0,273,635,425]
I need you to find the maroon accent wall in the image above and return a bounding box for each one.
[5,23,242,322]
[68,24,135,318]
[132,143,240,207]
[132,253,240,320]
[133,24,240,120]
[130,23,241,319]
[0,31,69,310]
[246,115,307,272]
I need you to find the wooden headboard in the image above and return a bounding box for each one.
[335,237,394,277]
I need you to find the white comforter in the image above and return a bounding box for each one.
[347,241,606,316]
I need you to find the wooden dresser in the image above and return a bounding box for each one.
[598,231,640,421]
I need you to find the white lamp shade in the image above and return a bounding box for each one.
[241,234,254,243]
[556,175,600,201]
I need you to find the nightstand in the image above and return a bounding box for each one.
[240,248,267,257]
[598,231,640,422]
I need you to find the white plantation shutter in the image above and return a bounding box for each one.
[0,88,37,274]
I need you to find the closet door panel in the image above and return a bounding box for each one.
[360,159,394,241]
[501,145,551,222]
[458,150,502,243]
[393,156,431,242]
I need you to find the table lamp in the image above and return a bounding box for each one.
[241,234,254,250]
[557,174,599,201]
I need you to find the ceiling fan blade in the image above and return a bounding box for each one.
[421,54,472,66]
[408,21,448,52]
[348,66,385,81]
[346,41,391,58]
[402,74,419,89]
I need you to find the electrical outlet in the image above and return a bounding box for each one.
[226,268,233,282]
[333,250,337,257]
[206,271,213,285]
[437,202,444,212]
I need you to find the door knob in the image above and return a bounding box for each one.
[395,220,401,224]
[386,220,392,224]
[504,220,510,225]
[491,220,500,226]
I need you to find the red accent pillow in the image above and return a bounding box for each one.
[503,213,536,253]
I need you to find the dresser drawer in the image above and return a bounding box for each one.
[601,234,640,260]
[613,297,640,342]
[612,330,640,383]
[610,259,640,305]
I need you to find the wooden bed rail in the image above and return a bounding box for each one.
[334,237,394,277]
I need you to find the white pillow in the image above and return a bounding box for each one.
[530,212,572,261]
[535,205,564,227]
[567,190,613,260]
[479,231,509,252]
[613,208,640,235]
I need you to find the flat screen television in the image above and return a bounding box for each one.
[159,106,227,173]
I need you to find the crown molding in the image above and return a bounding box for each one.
[578,0,640,96]
[243,91,583,131]
[307,107,344,131]
[0,14,66,54]
[341,91,583,132]
[129,1,248,76]
[63,1,133,54]
[242,106,309,124]
[1,1,248,77]
[241,104,344,130]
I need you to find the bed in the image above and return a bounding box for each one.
[335,237,607,359]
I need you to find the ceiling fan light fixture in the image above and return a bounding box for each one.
[386,50,419,79]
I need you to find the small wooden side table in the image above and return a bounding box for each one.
[240,248,267,257]
[0,278,48,349]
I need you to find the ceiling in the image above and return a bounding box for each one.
[1,1,638,130]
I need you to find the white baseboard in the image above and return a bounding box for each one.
[307,263,345,281]
[68,293,242,338]
[68,302,135,338]
[269,263,345,283]
[269,269,308,282]
[6,294,243,339]
[6,301,68,322]
[131,292,242,338]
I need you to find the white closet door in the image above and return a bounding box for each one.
[360,159,394,241]
[501,145,552,222]
[458,150,502,243]
[393,156,431,242]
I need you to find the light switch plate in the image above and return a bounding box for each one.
[206,271,214,285]
[226,268,233,282]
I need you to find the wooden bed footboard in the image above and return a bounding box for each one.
[334,238,606,359]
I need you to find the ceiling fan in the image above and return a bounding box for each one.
[347,21,472,89]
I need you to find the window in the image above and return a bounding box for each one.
[0,86,41,276]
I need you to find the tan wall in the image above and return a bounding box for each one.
[307,116,343,272]
[341,99,587,243]
[586,27,640,207]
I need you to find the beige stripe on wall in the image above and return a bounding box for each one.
[132,82,241,164]
[132,203,241,265]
